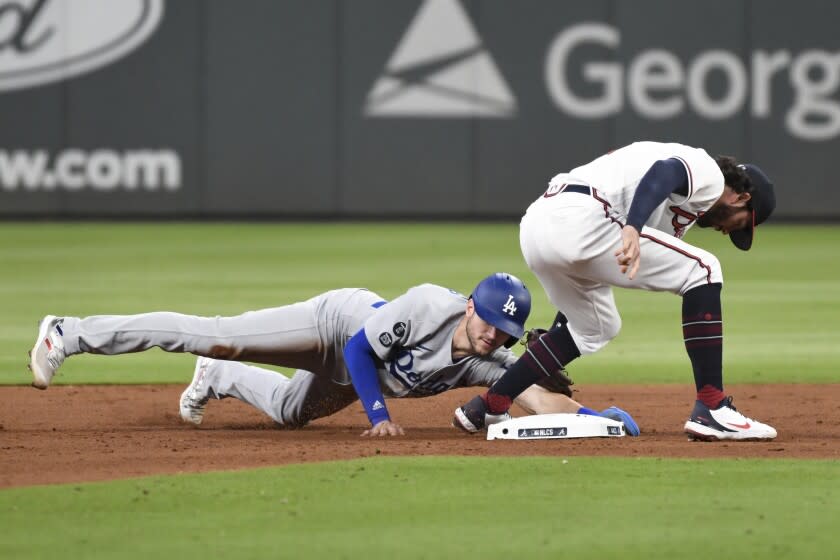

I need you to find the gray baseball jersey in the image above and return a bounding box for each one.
[58,285,515,427]
[362,284,515,397]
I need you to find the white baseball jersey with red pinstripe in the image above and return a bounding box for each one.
[519,141,724,356]
[567,142,724,238]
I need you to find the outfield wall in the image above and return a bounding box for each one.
[1,0,838,218]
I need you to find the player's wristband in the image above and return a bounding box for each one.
[344,328,391,426]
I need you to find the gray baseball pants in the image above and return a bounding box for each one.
[60,297,363,427]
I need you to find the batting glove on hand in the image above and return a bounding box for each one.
[521,328,575,398]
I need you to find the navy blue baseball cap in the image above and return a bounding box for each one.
[730,164,776,251]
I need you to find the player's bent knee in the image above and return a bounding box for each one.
[572,316,620,355]
[680,251,723,294]
[604,315,621,344]
[277,407,312,429]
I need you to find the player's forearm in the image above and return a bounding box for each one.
[344,328,391,426]
[514,385,582,415]
[626,158,689,231]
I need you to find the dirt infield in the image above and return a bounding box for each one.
[1,384,838,488]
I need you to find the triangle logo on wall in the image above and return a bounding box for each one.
[364,0,517,118]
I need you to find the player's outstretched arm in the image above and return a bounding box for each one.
[515,385,641,436]
[344,328,406,437]
[514,385,582,414]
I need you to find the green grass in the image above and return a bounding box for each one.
[2,225,837,559]
[1,222,838,385]
[1,456,837,559]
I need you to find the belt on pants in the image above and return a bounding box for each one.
[542,182,612,209]
[543,183,608,205]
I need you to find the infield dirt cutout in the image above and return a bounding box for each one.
[2,384,838,488]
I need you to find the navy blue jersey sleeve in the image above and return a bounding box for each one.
[626,158,690,232]
[344,327,391,426]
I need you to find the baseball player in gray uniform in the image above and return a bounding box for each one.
[454,142,777,441]
[28,273,639,436]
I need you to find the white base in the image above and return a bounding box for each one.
[486,413,626,440]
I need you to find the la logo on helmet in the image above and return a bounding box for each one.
[502,294,517,316]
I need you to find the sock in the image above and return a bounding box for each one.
[682,283,725,408]
[484,324,581,413]
[552,310,569,328]
[484,393,510,414]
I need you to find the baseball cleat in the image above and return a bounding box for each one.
[452,395,488,433]
[600,406,640,436]
[179,357,215,425]
[28,315,66,390]
[453,396,511,433]
[453,408,479,433]
[684,396,777,441]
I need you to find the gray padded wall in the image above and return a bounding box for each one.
[0,0,837,218]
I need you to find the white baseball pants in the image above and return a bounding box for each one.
[519,184,722,355]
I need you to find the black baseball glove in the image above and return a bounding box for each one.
[521,328,575,397]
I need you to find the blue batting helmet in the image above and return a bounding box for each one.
[470,273,531,346]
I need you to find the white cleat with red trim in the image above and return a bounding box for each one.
[684,396,777,441]
[28,315,66,390]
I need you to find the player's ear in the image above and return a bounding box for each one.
[736,191,752,206]
[465,298,476,317]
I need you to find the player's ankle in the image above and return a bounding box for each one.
[697,385,725,408]
[485,391,512,414]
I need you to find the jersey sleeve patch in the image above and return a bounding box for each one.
[378,332,394,346]
[363,290,426,359]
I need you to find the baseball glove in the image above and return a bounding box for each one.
[521,328,575,397]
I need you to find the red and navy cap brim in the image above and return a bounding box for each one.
[730,163,775,251]
[729,208,755,251]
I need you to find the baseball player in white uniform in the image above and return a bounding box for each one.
[454,142,777,441]
[28,273,639,436]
